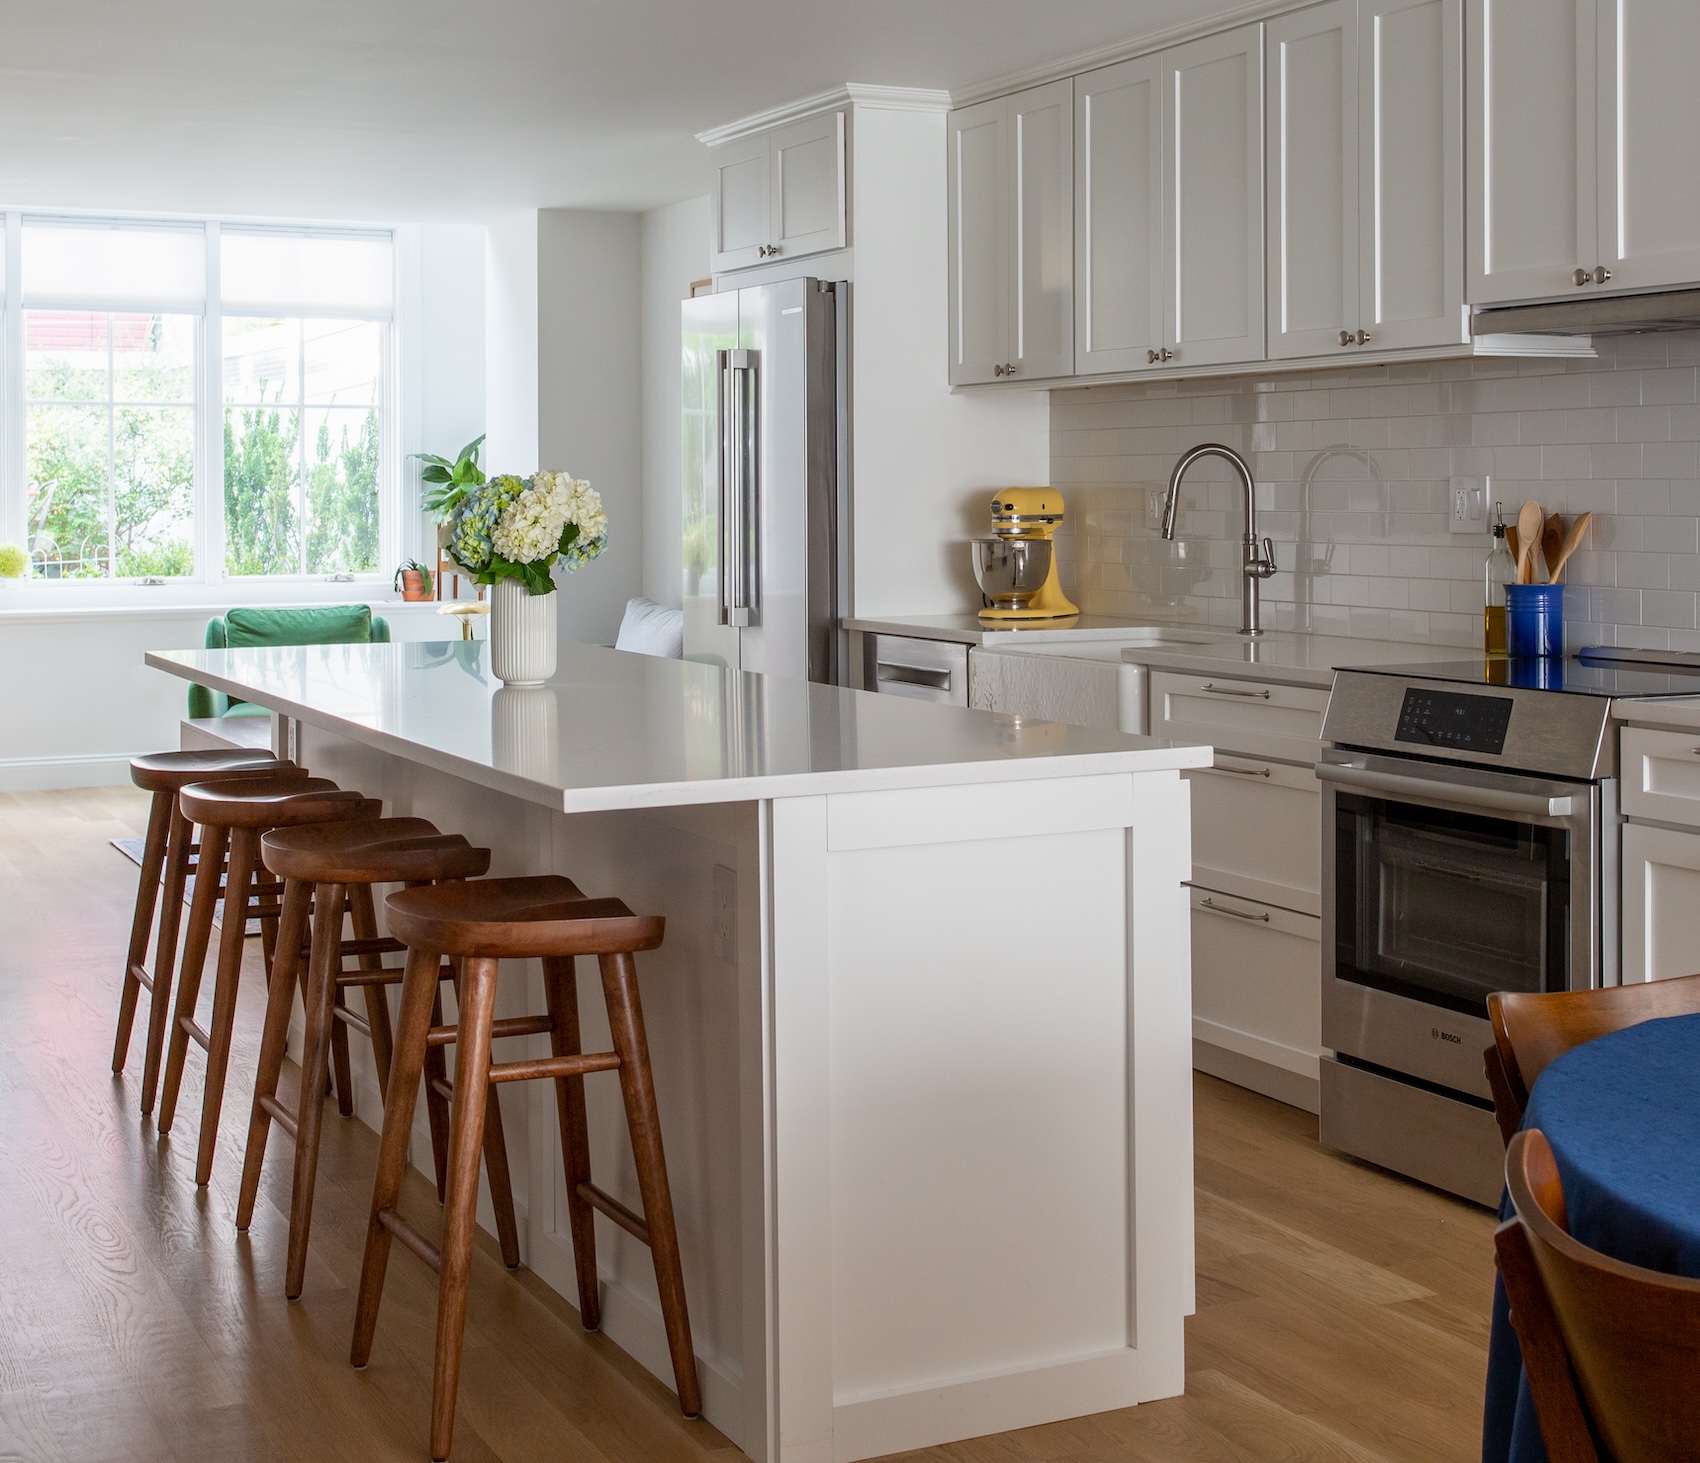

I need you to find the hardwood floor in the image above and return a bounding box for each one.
[0,787,1498,1462]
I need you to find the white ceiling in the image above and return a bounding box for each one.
[0,0,1246,223]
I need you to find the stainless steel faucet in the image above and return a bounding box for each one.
[1162,442,1277,637]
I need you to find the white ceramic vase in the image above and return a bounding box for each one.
[491,685,560,781]
[489,578,557,687]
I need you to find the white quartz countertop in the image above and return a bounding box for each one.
[844,612,1188,646]
[1613,695,1700,729]
[146,642,1210,814]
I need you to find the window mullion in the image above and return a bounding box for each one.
[106,313,116,579]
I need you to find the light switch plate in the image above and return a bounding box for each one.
[712,865,737,964]
[1449,476,1489,534]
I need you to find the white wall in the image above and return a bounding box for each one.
[640,196,711,607]
[538,209,644,645]
[484,211,542,476]
[848,103,1050,616]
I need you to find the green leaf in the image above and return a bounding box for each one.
[419,465,452,484]
[555,521,581,555]
[454,434,486,468]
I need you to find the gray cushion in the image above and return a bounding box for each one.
[614,597,684,658]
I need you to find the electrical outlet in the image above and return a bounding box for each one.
[712,865,737,964]
[1146,489,1166,530]
[1449,475,1489,534]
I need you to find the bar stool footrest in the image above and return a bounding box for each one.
[488,1052,621,1083]
[258,1092,299,1141]
[577,1182,650,1244]
[377,1208,442,1273]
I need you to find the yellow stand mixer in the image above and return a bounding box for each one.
[971,487,1080,622]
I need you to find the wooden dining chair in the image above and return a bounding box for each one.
[1484,972,1700,1146]
[1498,1128,1700,1462]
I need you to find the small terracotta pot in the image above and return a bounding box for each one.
[400,570,431,602]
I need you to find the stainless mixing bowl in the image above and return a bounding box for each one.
[971,536,1053,609]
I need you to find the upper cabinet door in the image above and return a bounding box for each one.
[1164,25,1266,368]
[948,97,1011,385]
[1466,0,1594,305]
[1597,0,1700,291]
[1008,79,1075,381]
[1266,3,1358,360]
[770,111,848,262]
[1361,0,1467,347]
[1075,56,1166,375]
[711,133,772,274]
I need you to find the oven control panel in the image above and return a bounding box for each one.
[1394,688,1514,754]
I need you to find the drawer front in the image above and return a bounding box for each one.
[1187,756,1320,915]
[1190,885,1323,1083]
[868,634,970,706]
[1622,725,1700,829]
[1150,670,1330,764]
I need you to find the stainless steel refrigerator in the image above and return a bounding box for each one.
[681,277,848,683]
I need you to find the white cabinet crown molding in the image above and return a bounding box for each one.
[698,83,952,146]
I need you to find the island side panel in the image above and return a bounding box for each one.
[294,723,767,1454]
[768,770,1195,1463]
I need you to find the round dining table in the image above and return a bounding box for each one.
[1482,1010,1700,1463]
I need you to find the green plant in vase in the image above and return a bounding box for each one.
[415,434,488,521]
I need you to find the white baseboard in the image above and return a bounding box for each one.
[1193,1032,1321,1114]
[0,752,136,791]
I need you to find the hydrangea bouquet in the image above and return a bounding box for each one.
[445,471,607,595]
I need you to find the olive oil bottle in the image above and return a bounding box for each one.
[1484,513,1515,654]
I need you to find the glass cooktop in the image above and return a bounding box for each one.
[1342,656,1700,699]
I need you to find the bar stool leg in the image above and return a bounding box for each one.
[599,950,702,1417]
[349,884,395,1094]
[285,879,346,1299]
[422,985,452,1200]
[193,825,260,1186]
[236,874,312,1231]
[542,955,601,1328]
[431,954,500,1462]
[113,789,172,1077]
[352,944,441,1369]
[158,821,229,1135]
[140,805,195,1116]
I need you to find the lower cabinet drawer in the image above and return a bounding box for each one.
[1190,885,1323,1113]
[1186,756,1320,916]
[1622,725,1700,830]
[866,634,970,706]
[1151,670,1328,765]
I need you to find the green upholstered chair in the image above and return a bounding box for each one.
[187,605,391,720]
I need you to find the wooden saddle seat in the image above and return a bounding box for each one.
[1499,1127,1700,1462]
[237,816,503,1302]
[353,873,698,1462]
[114,751,302,1117]
[1485,973,1700,1145]
[158,774,382,1187]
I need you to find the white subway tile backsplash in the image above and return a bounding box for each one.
[1052,333,1700,651]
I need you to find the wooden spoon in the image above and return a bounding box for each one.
[1517,500,1545,584]
[1506,523,1521,571]
[1542,513,1566,584]
[1546,510,1592,583]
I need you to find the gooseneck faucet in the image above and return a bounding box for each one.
[1162,442,1277,637]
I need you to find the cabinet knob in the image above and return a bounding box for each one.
[993,364,1006,377]
[1004,362,1017,375]
[758,244,781,258]
[1593,265,1612,285]
[1148,348,1174,363]
[1355,329,1371,346]
[1147,348,1160,363]
[1574,267,1591,287]
[1338,330,1353,347]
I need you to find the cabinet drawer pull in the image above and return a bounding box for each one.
[877,661,951,690]
[1200,897,1270,923]
[1213,763,1272,778]
[1201,682,1271,699]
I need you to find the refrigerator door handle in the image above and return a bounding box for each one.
[716,349,734,627]
[727,348,759,626]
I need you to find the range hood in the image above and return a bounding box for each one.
[1473,287,1700,337]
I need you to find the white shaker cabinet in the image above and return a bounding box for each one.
[1164,25,1266,368]
[1074,55,1166,375]
[710,110,847,275]
[1470,0,1700,304]
[1267,0,1464,359]
[947,80,1074,385]
[1622,823,1700,984]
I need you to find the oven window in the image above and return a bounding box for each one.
[1334,792,1570,1018]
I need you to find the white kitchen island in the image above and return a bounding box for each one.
[146,640,1207,1463]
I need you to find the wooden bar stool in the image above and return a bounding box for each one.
[115,749,301,1115]
[157,775,380,1186]
[352,875,701,1460]
[236,817,518,1301]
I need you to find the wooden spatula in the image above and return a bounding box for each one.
[1517,500,1545,584]
[1506,523,1521,571]
[1547,511,1592,583]
[1542,514,1566,584]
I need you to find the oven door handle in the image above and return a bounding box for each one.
[1314,761,1576,818]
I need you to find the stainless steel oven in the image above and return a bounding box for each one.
[1316,663,1634,1206]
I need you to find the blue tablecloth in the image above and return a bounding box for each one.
[1482,1011,1700,1462]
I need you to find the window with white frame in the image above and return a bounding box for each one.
[1,214,396,584]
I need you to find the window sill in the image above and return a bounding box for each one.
[0,585,462,623]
